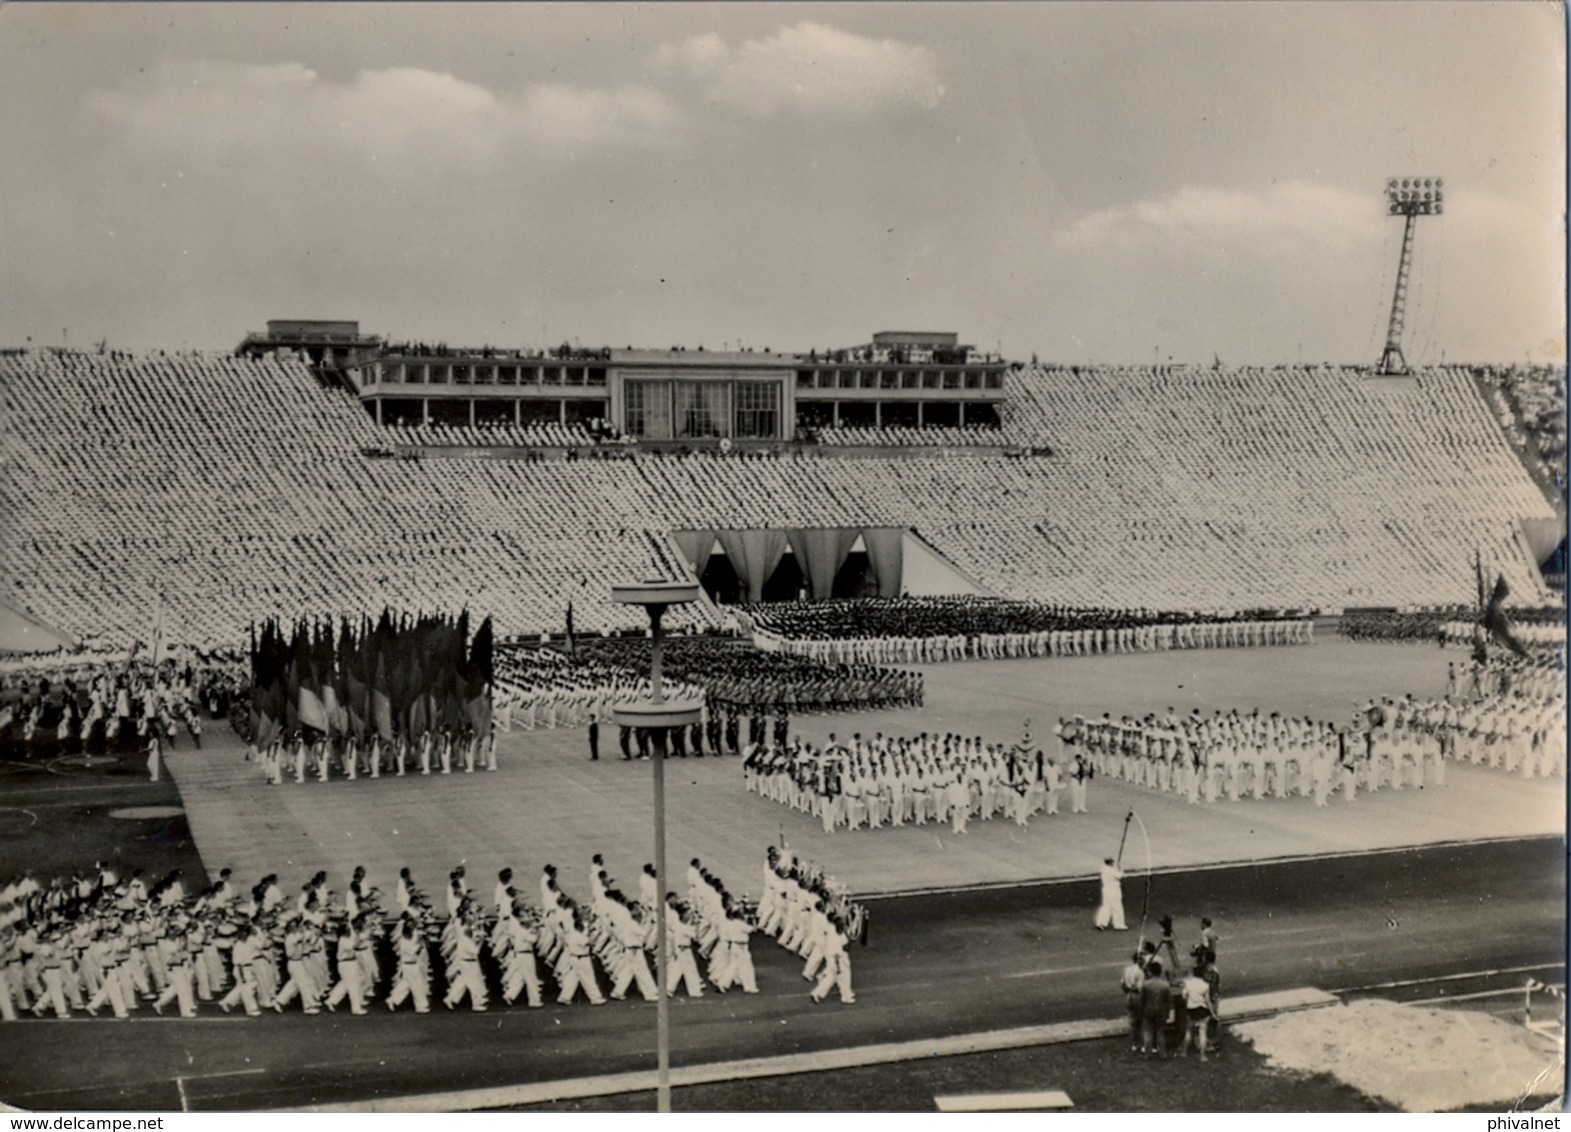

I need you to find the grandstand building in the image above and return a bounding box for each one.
[235,319,384,377]
[794,331,1007,437]
[241,322,1006,447]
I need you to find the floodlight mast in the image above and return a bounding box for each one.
[1379,177,1444,375]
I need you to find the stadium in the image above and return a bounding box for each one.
[1,325,1565,1111]
[0,2,1565,1118]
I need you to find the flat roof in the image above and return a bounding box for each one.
[610,348,796,367]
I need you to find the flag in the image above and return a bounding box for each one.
[248,622,262,743]
[346,659,369,742]
[406,650,427,737]
[565,601,576,655]
[372,653,394,742]
[149,599,166,667]
[321,682,342,737]
[296,624,329,733]
[1481,574,1529,657]
[465,615,494,735]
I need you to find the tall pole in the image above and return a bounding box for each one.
[649,605,671,1114]
[1378,177,1442,375]
[1379,211,1417,375]
[609,580,700,1116]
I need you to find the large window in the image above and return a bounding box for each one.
[625,379,673,439]
[675,381,729,438]
[734,382,780,438]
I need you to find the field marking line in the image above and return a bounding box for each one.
[1332,962,1567,994]
[1408,984,1565,1006]
[178,1067,268,1080]
[862,833,1563,900]
[1004,963,1114,980]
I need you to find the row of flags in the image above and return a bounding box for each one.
[248,610,493,751]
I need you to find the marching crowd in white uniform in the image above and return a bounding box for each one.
[245,726,498,785]
[490,648,705,731]
[1060,648,1566,809]
[1439,619,1567,648]
[0,657,241,763]
[745,597,1312,668]
[0,846,863,1022]
[744,723,1089,833]
[1064,710,1402,808]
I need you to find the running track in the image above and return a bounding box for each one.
[0,836,1561,1112]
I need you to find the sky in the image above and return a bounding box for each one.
[0,2,1563,364]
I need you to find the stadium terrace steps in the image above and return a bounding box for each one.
[1,350,1557,649]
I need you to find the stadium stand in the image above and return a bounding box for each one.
[1,350,1559,654]
[812,424,1005,448]
[382,421,615,450]
[1472,363,1567,493]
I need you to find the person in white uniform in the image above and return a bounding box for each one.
[1094,857,1128,931]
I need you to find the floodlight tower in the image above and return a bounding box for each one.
[1378,177,1444,375]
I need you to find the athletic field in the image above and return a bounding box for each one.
[158,639,1563,902]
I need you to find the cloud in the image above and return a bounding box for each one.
[654,22,943,118]
[86,60,680,166]
[1054,181,1381,254]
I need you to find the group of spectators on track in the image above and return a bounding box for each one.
[1119,915,1223,1061]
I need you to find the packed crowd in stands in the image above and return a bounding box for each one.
[3,351,1558,657]
[810,424,1005,448]
[1473,363,1567,490]
[381,420,621,450]
[799,343,1002,366]
[743,722,1076,833]
[381,342,613,362]
[0,846,861,1020]
[741,597,1311,665]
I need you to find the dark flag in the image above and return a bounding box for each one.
[248,622,262,743]
[297,621,329,734]
[372,652,394,742]
[466,615,494,735]
[1482,574,1529,657]
[566,601,576,656]
[1472,551,1491,663]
